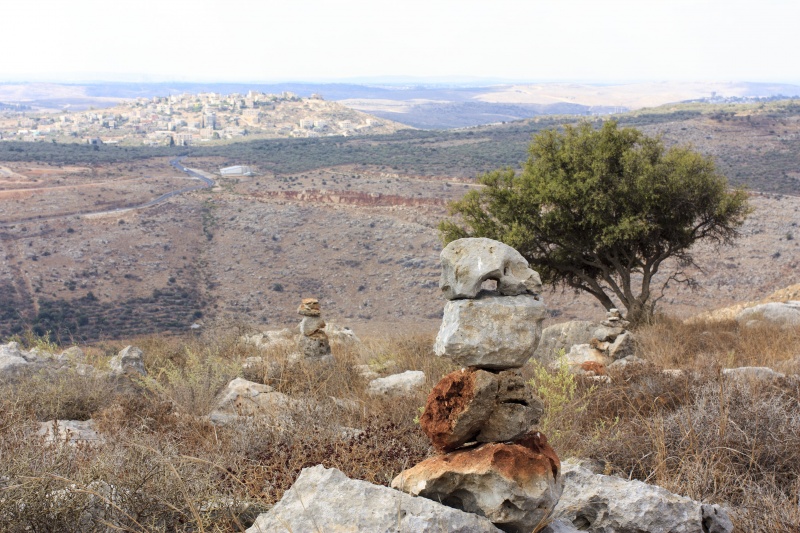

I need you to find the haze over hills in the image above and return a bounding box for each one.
[3,81,800,129]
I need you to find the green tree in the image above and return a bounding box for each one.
[439,121,751,325]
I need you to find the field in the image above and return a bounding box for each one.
[1,315,799,531]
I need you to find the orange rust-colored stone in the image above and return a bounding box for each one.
[580,360,607,375]
[420,368,497,452]
[297,298,321,316]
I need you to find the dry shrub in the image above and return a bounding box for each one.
[636,315,800,370]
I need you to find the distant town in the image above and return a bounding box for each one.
[0,90,406,146]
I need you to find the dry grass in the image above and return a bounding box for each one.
[1,316,799,531]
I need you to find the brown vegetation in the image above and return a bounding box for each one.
[1,315,799,531]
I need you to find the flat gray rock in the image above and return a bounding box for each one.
[435,293,546,370]
[440,237,542,300]
[552,460,733,533]
[737,301,800,327]
[247,465,502,533]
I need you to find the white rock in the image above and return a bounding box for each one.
[109,346,146,376]
[209,377,292,425]
[37,419,104,446]
[552,460,733,533]
[736,301,800,327]
[534,321,598,362]
[0,342,31,376]
[247,465,502,533]
[367,370,426,396]
[607,331,635,359]
[561,344,612,372]
[722,366,786,381]
[440,237,542,300]
[435,293,546,369]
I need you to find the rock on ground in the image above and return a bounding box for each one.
[247,465,502,533]
[439,237,543,300]
[534,321,597,362]
[209,377,291,425]
[109,346,146,376]
[435,293,546,369]
[0,342,33,377]
[367,370,426,396]
[392,433,563,533]
[37,419,104,446]
[736,301,800,327]
[552,459,733,533]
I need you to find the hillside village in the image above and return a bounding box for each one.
[0,90,409,146]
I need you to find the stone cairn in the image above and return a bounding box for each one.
[391,237,564,533]
[296,298,332,361]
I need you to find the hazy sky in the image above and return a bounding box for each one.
[2,0,798,83]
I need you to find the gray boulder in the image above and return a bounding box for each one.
[552,460,733,533]
[0,342,32,376]
[37,419,104,446]
[435,293,546,369]
[535,321,597,362]
[737,301,800,327]
[247,465,502,533]
[209,377,292,425]
[367,370,426,396]
[722,366,786,382]
[109,346,146,376]
[440,237,542,300]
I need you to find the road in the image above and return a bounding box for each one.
[0,157,215,226]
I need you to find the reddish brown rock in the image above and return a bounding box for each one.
[391,432,563,533]
[579,360,606,375]
[420,368,498,452]
[421,368,544,452]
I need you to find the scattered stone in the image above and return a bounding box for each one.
[607,355,647,370]
[736,301,800,328]
[353,364,380,381]
[367,370,426,396]
[392,433,563,533]
[439,237,542,300]
[209,377,291,426]
[37,419,104,446]
[551,459,733,533]
[109,346,146,377]
[435,293,546,369]
[247,465,502,533]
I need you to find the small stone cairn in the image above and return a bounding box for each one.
[392,238,564,533]
[296,298,332,361]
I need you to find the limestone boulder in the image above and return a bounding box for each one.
[552,459,733,533]
[737,301,800,328]
[440,237,542,300]
[534,321,597,362]
[0,342,33,378]
[367,370,426,396]
[722,366,786,382]
[392,433,563,533]
[209,377,292,425]
[299,316,325,336]
[109,346,146,377]
[478,371,543,443]
[435,293,546,369]
[247,465,502,533]
[561,344,612,373]
[607,331,635,359]
[37,419,104,446]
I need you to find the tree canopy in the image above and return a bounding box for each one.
[439,121,751,325]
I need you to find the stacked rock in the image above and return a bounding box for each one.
[392,238,563,533]
[296,298,332,361]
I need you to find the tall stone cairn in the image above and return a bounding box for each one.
[392,238,564,533]
[296,298,332,360]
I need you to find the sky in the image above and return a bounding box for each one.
[1,0,798,84]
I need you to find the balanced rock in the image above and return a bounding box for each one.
[552,460,733,533]
[109,346,146,376]
[247,465,502,533]
[421,368,543,452]
[297,297,321,317]
[435,293,546,369]
[392,432,563,533]
[440,237,542,300]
